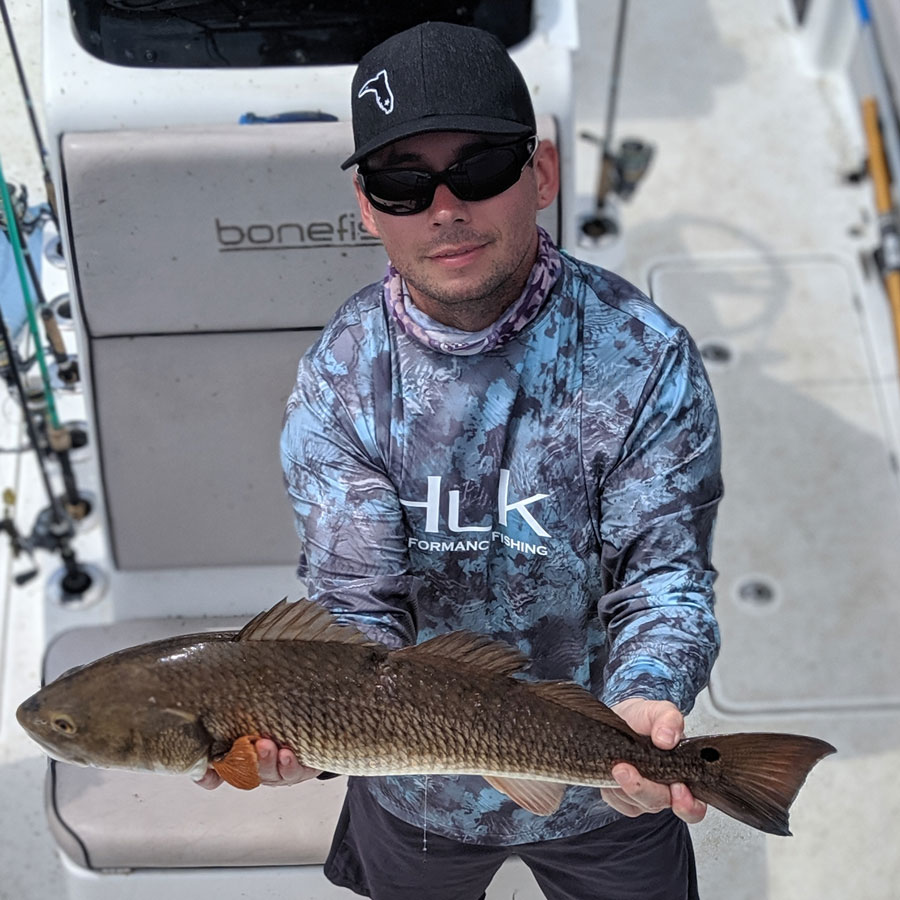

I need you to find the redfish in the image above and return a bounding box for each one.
[17,599,834,835]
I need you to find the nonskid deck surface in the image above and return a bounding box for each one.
[2,1,899,898]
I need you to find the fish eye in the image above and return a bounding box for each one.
[51,714,77,735]
[699,746,720,762]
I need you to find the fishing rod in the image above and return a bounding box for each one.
[0,216,70,533]
[579,0,653,240]
[0,296,87,594]
[598,0,629,206]
[862,97,900,370]
[1,183,79,386]
[0,0,59,228]
[0,177,58,425]
[0,172,88,523]
[856,0,900,204]
[855,0,900,380]
[0,157,94,599]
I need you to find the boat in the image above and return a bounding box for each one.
[1,1,898,897]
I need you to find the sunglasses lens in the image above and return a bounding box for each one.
[446,145,526,201]
[359,169,434,215]
[360,137,536,216]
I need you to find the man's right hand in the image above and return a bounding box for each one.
[194,738,323,790]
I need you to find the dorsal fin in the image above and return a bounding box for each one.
[393,632,529,676]
[526,681,643,740]
[236,598,374,645]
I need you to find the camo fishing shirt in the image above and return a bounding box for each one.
[280,241,722,846]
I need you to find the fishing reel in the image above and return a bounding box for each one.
[0,181,48,238]
[0,488,39,585]
[1,483,102,601]
[0,180,27,234]
[1,181,80,388]
[579,133,655,241]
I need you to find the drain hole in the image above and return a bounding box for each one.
[739,581,775,604]
[734,576,780,611]
[59,420,89,455]
[47,562,107,609]
[700,341,733,365]
[45,236,66,268]
[50,293,72,322]
[68,425,88,451]
[581,215,620,239]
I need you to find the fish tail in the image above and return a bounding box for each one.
[678,732,835,836]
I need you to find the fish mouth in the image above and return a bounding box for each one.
[27,733,91,767]
[15,695,40,725]
[16,715,90,766]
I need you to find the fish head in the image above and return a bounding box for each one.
[16,655,212,775]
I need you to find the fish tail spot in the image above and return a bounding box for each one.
[681,732,835,836]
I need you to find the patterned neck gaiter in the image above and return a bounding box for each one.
[383,226,562,356]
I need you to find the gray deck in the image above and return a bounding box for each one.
[2,1,899,898]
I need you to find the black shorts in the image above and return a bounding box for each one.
[325,778,700,900]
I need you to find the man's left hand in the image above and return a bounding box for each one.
[600,698,707,824]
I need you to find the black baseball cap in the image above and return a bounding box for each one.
[341,22,536,170]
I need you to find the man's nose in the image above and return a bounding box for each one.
[428,182,470,224]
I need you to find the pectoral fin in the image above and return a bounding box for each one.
[211,734,262,790]
[483,776,566,816]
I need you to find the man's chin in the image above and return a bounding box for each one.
[406,271,515,314]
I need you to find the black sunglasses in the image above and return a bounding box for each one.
[357,135,538,216]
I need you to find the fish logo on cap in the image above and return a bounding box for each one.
[358,69,394,115]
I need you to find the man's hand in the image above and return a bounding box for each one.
[194,739,323,790]
[600,698,707,824]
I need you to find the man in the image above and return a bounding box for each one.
[206,21,722,900]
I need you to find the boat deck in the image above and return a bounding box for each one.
[2,1,899,897]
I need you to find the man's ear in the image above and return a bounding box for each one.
[533,140,560,211]
[353,175,382,238]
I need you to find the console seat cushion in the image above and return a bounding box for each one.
[44,616,346,870]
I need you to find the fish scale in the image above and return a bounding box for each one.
[17,598,835,836]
